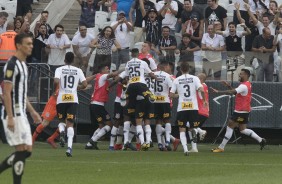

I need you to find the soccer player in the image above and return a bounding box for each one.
[54,52,87,157]
[211,69,266,153]
[188,73,209,153]
[124,48,157,150]
[170,62,206,156]
[32,90,60,148]
[85,65,121,150]
[0,33,42,184]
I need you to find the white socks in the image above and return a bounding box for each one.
[180,132,188,153]
[136,125,144,144]
[128,125,136,143]
[58,123,65,133]
[92,125,111,142]
[240,129,262,143]
[93,128,101,137]
[67,127,74,149]
[145,125,152,144]
[196,127,204,135]
[219,126,233,149]
[110,126,118,147]
[116,126,124,144]
[165,123,171,144]
[156,124,163,144]
[123,121,130,144]
[188,131,197,150]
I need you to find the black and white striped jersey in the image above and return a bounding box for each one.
[1,56,28,119]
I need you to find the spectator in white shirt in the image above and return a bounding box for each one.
[201,24,225,80]
[46,24,71,73]
[0,12,8,34]
[111,11,132,70]
[72,25,95,75]
[156,0,178,36]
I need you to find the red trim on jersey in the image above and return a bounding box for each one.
[116,83,123,98]
[91,74,109,102]
[197,83,209,117]
[235,81,252,112]
[138,53,153,59]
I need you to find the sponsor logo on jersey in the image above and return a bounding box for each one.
[182,102,194,109]
[62,94,74,102]
[6,70,13,78]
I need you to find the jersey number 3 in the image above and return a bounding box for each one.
[184,84,190,97]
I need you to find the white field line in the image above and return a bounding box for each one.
[28,160,282,167]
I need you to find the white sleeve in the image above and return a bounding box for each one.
[72,35,78,45]
[276,34,282,45]
[149,58,157,71]
[46,35,52,45]
[222,31,229,37]
[195,77,203,90]
[166,75,173,88]
[201,34,207,44]
[0,86,2,95]
[98,74,108,86]
[170,79,177,93]
[237,31,244,38]
[119,71,127,79]
[79,69,86,82]
[235,84,248,95]
[256,21,263,28]
[54,67,61,79]
[172,1,178,12]
[142,20,145,28]
[143,62,152,74]
[219,35,225,47]
[156,2,162,11]
[63,34,71,45]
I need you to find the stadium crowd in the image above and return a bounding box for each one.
[0,0,275,181]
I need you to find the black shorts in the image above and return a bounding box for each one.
[16,2,32,17]
[138,100,154,119]
[154,103,171,120]
[192,114,208,128]
[177,110,199,128]
[89,104,111,124]
[113,102,124,120]
[126,83,150,104]
[56,103,77,123]
[231,112,249,124]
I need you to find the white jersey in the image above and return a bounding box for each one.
[154,71,173,103]
[170,74,202,112]
[55,65,86,104]
[145,74,155,94]
[125,58,152,85]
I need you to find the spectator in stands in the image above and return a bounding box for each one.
[216,21,251,56]
[233,0,251,27]
[72,24,95,75]
[205,0,227,30]
[252,27,276,82]
[0,12,8,34]
[235,2,260,52]
[0,21,16,63]
[129,0,155,43]
[32,24,49,64]
[156,26,177,63]
[268,0,278,17]
[193,0,208,18]
[175,33,200,76]
[16,0,33,23]
[181,0,204,34]
[274,27,282,81]
[77,0,107,28]
[46,24,71,73]
[142,8,164,46]
[156,0,178,36]
[246,3,277,35]
[173,0,184,33]
[34,11,54,37]
[90,26,121,74]
[249,0,269,15]
[117,0,135,19]
[111,11,132,70]
[14,17,24,33]
[201,24,225,80]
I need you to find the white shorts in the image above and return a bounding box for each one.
[2,116,32,146]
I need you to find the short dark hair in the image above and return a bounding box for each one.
[162,26,170,31]
[54,24,64,31]
[65,52,74,64]
[182,33,191,39]
[131,48,139,57]
[228,21,236,27]
[184,0,192,3]
[0,12,8,18]
[180,62,189,73]
[41,10,49,14]
[241,69,250,77]
[14,33,33,48]
[143,41,152,48]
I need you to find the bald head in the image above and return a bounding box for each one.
[197,73,207,83]
[6,21,14,30]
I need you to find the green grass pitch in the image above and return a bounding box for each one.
[1,142,282,184]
